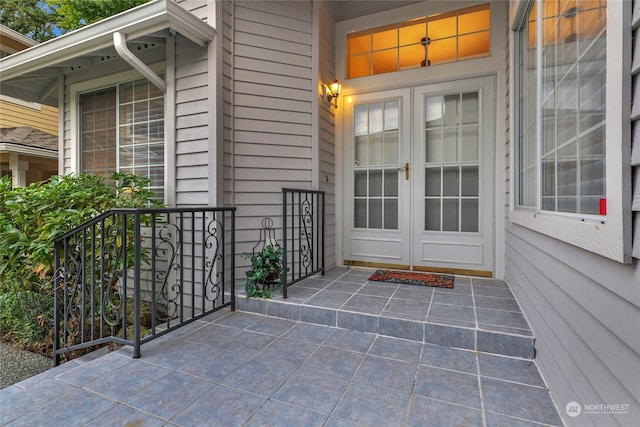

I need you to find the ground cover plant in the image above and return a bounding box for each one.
[0,173,160,357]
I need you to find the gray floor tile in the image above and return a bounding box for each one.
[436,283,472,295]
[304,290,353,308]
[323,328,376,353]
[282,322,334,343]
[393,286,434,302]
[0,380,77,425]
[482,378,563,425]
[353,355,418,392]
[477,330,535,359]
[171,384,265,426]
[425,323,475,350]
[302,346,365,379]
[357,282,398,297]
[432,292,475,307]
[126,372,214,419]
[273,369,348,414]
[332,381,410,426]
[220,358,295,396]
[246,317,297,336]
[84,404,166,427]
[55,352,132,386]
[428,303,476,323]
[340,273,370,284]
[473,286,515,299]
[258,337,318,367]
[337,311,378,332]
[325,281,364,293]
[378,316,424,341]
[384,298,429,317]
[294,277,332,290]
[485,412,552,427]
[420,343,478,374]
[181,323,240,347]
[246,399,326,427]
[342,294,388,314]
[323,417,360,427]
[83,361,172,401]
[413,365,481,408]
[478,353,545,387]
[175,345,247,382]
[406,395,484,427]
[281,285,319,301]
[6,389,114,427]
[217,330,277,356]
[212,311,264,329]
[475,295,522,312]
[476,308,530,329]
[369,336,423,362]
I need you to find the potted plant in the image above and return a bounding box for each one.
[241,244,285,298]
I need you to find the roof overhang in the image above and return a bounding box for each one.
[0,143,58,159]
[0,0,215,106]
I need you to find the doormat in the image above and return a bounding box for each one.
[368,270,454,289]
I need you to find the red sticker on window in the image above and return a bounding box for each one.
[599,198,606,215]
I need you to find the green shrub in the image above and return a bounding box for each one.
[0,172,161,348]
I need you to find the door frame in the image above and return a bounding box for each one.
[341,77,496,276]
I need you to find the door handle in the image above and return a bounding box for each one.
[397,162,409,180]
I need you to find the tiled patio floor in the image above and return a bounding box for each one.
[1,268,565,426]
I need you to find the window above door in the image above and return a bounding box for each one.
[346,3,490,78]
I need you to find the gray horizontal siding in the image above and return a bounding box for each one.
[231,0,314,257]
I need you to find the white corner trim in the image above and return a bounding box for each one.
[0,94,41,110]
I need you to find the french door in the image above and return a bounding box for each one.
[343,76,495,275]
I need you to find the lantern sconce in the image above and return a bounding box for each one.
[325,80,341,108]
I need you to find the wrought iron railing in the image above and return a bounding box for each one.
[53,207,235,365]
[282,188,325,298]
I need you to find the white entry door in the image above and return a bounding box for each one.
[343,89,412,268]
[412,77,494,274]
[343,77,495,275]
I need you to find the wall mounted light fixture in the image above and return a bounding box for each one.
[326,80,341,108]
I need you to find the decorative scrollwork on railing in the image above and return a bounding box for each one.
[300,197,313,270]
[154,221,181,322]
[204,214,223,303]
[100,219,125,327]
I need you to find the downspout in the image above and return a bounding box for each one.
[113,31,166,93]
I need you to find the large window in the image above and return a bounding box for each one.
[516,0,606,216]
[512,0,632,263]
[347,3,490,78]
[80,78,165,201]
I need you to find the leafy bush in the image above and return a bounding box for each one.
[0,172,161,350]
[241,244,285,299]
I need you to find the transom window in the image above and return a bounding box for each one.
[516,0,606,216]
[347,3,490,78]
[80,78,165,201]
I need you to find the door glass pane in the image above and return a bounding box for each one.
[461,92,479,124]
[425,199,440,231]
[425,96,443,127]
[443,167,459,196]
[443,129,458,161]
[461,126,478,161]
[355,199,367,228]
[370,103,383,133]
[369,134,383,165]
[355,136,368,166]
[425,129,442,162]
[369,199,382,228]
[385,101,399,130]
[443,94,459,126]
[461,199,479,232]
[384,169,398,197]
[461,166,478,196]
[384,130,399,164]
[370,169,383,197]
[355,105,369,135]
[425,168,441,197]
[384,199,398,229]
[443,199,459,231]
[355,170,367,196]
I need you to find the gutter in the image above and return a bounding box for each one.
[113,31,166,93]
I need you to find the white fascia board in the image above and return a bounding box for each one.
[0,24,38,47]
[0,143,58,158]
[0,0,215,80]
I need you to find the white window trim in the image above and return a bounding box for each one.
[69,64,168,194]
[509,0,632,264]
